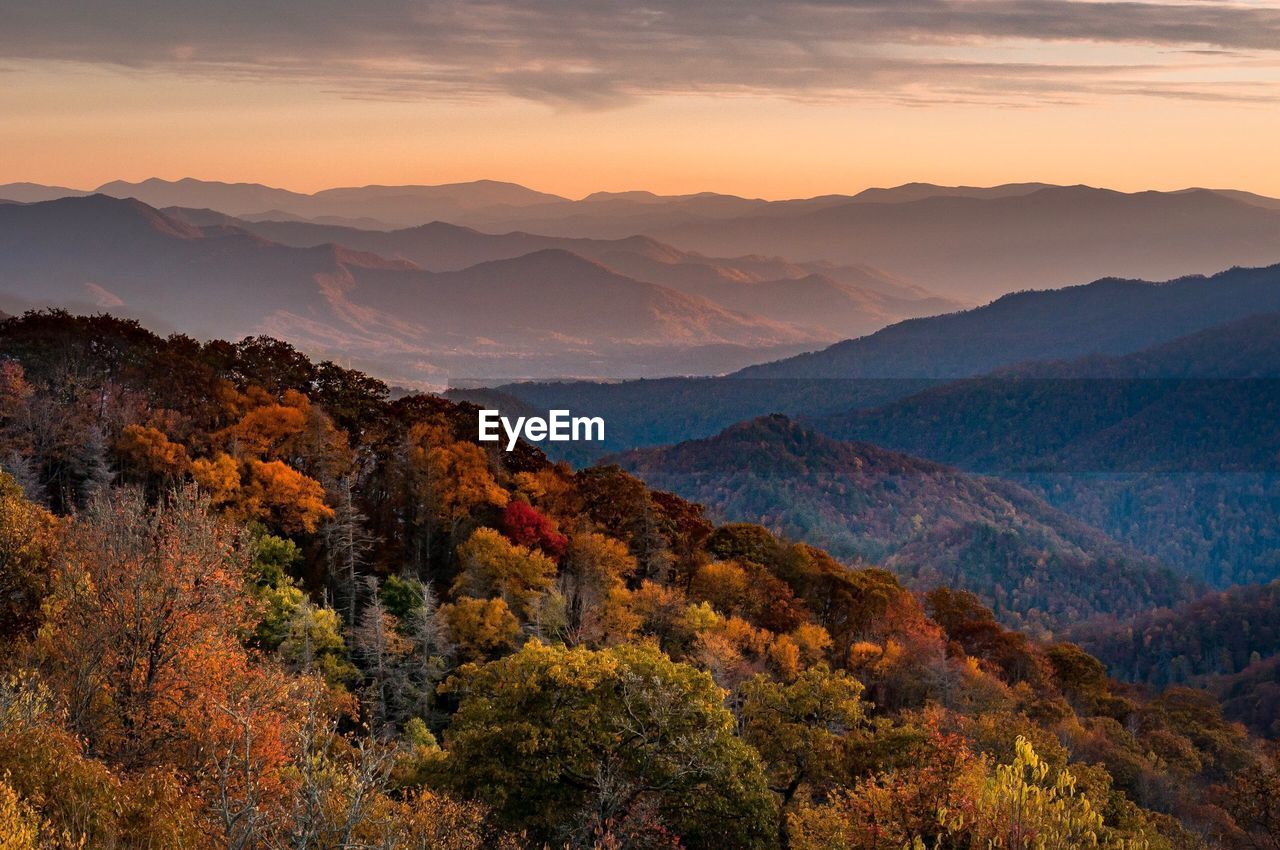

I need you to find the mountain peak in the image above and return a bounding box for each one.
[12,193,204,240]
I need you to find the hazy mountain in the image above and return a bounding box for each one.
[161,210,960,338]
[0,195,818,385]
[613,414,1195,635]
[0,182,90,203]
[846,182,1054,204]
[95,178,313,216]
[1202,189,1280,211]
[92,177,568,226]
[649,186,1280,300]
[818,313,1280,473]
[17,181,1280,303]
[431,182,1059,236]
[240,209,398,230]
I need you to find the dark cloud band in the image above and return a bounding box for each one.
[4,0,1279,106]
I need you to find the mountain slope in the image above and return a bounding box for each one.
[819,312,1280,473]
[614,414,1195,635]
[737,263,1280,380]
[1077,580,1280,738]
[1079,580,1280,687]
[0,182,91,203]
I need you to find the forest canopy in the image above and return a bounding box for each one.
[0,310,1274,850]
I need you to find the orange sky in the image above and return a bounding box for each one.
[4,1,1280,198]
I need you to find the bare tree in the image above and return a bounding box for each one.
[323,475,375,626]
[404,582,455,724]
[274,681,397,850]
[352,578,411,734]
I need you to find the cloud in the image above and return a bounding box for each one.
[4,0,1280,107]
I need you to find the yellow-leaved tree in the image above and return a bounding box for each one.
[962,736,1147,850]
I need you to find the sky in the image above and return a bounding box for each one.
[3,0,1280,199]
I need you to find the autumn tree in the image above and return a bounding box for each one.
[0,671,203,848]
[439,597,520,662]
[557,531,638,645]
[972,736,1138,850]
[1221,759,1280,850]
[35,486,252,768]
[502,498,567,557]
[452,527,556,620]
[787,727,984,850]
[275,598,359,689]
[0,472,58,645]
[0,778,40,850]
[191,453,333,533]
[112,423,190,490]
[405,419,507,572]
[243,459,333,533]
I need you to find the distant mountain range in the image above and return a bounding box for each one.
[0,195,834,384]
[650,186,1280,300]
[612,414,1195,635]
[0,177,563,227]
[819,311,1280,472]
[7,178,1280,302]
[160,207,959,339]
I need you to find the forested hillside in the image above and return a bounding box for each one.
[615,414,1196,636]
[1,310,1274,849]
[819,314,1280,585]
[1078,581,1280,737]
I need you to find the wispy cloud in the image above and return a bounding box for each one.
[4,0,1280,107]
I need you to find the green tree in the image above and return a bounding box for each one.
[441,641,775,849]
[740,665,867,848]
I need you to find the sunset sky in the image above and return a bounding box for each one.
[4,0,1280,199]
